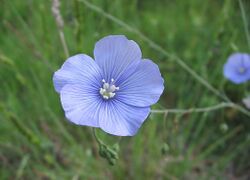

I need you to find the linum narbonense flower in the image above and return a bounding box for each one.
[223,53,250,84]
[53,35,164,136]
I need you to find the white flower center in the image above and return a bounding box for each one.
[238,67,246,74]
[99,78,119,100]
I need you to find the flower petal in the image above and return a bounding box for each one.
[60,84,103,127]
[94,35,142,81]
[53,54,103,93]
[116,59,164,107]
[98,100,150,136]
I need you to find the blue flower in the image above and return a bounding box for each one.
[223,53,250,84]
[53,35,164,136]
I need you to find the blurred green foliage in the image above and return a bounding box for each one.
[0,0,250,179]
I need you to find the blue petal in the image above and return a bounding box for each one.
[53,54,103,93]
[94,35,142,81]
[98,100,150,136]
[60,84,103,127]
[116,59,164,107]
[223,53,250,84]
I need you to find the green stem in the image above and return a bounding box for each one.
[92,128,102,145]
[239,0,250,50]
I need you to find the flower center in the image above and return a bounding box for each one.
[99,78,119,100]
[238,67,246,74]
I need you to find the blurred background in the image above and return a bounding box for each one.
[1,0,250,179]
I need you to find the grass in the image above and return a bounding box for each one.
[1,0,250,179]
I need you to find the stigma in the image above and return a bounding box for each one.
[99,78,119,100]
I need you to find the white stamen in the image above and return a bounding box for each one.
[109,85,116,92]
[103,83,109,89]
[99,79,119,100]
[103,95,109,99]
[109,92,115,98]
[99,88,106,94]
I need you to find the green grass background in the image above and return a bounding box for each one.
[1,0,250,179]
